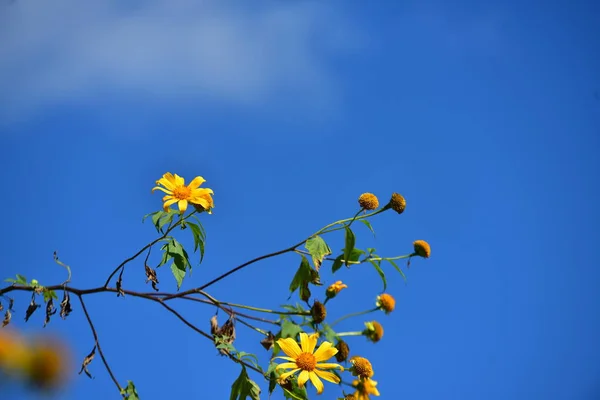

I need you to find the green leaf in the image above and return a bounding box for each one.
[170,263,186,290]
[4,278,16,283]
[43,289,58,302]
[320,323,338,343]
[230,366,261,400]
[151,211,166,232]
[159,211,176,232]
[331,255,344,273]
[289,255,312,295]
[280,303,307,314]
[368,259,387,290]
[238,352,261,372]
[343,227,355,267]
[16,274,27,285]
[359,219,376,236]
[305,236,332,271]
[280,319,303,340]
[268,371,278,396]
[120,380,140,400]
[387,259,407,282]
[187,222,206,263]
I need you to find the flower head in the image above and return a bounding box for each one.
[325,281,348,299]
[385,193,406,214]
[152,172,214,214]
[26,339,71,390]
[375,293,396,314]
[364,321,384,343]
[275,332,343,395]
[311,301,327,324]
[352,378,380,399]
[358,193,379,211]
[335,340,350,362]
[413,240,431,258]
[349,356,374,379]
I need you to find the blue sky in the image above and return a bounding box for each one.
[1,0,599,399]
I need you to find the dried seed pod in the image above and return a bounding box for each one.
[79,345,96,379]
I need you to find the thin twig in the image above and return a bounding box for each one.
[76,295,123,393]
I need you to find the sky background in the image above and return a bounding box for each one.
[1,0,599,399]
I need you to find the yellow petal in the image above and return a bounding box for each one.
[275,362,298,370]
[314,362,342,370]
[177,199,188,214]
[173,173,185,186]
[159,173,178,190]
[314,369,340,384]
[191,197,212,210]
[279,369,300,381]
[163,198,178,211]
[273,356,297,362]
[188,176,206,189]
[276,338,302,358]
[300,332,317,354]
[313,342,338,362]
[152,186,172,195]
[297,370,310,387]
[308,371,324,394]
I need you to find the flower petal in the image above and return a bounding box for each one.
[297,370,310,387]
[276,338,302,358]
[308,371,324,394]
[188,176,206,189]
[178,199,188,214]
[314,369,340,384]
[273,356,297,362]
[163,198,178,211]
[314,362,342,370]
[279,369,300,381]
[275,362,298,371]
[173,174,185,186]
[313,342,338,362]
[152,186,172,195]
[300,332,317,354]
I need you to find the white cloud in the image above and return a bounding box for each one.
[0,0,360,122]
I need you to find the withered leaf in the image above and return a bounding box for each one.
[60,291,72,320]
[25,296,41,322]
[79,345,96,379]
[145,265,159,292]
[2,310,11,327]
[210,314,236,356]
[44,298,57,328]
[8,298,14,312]
[116,273,125,297]
[0,301,3,312]
[260,331,275,351]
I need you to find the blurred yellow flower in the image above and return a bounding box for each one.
[275,332,343,395]
[326,281,348,299]
[152,172,214,214]
[352,378,380,399]
[413,240,431,258]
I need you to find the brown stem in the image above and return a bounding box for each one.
[76,295,123,393]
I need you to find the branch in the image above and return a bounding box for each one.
[76,294,123,393]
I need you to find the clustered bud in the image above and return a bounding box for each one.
[386,192,406,214]
[358,193,379,211]
[335,340,350,362]
[350,356,375,379]
[376,293,396,314]
[364,321,384,343]
[413,240,431,258]
[311,300,327,324]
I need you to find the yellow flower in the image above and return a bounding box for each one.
[275,332,343,395]
[326,281,348,299]
[349,356,374,379]
[26,339,71,390]
[413,240,431,258]
[358,193,379,210]
[375,293,396,314]
[152,172,214,214]
[352,378,380,399]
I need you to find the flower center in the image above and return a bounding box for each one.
[296,352,316,371]
[172,186,191,200]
